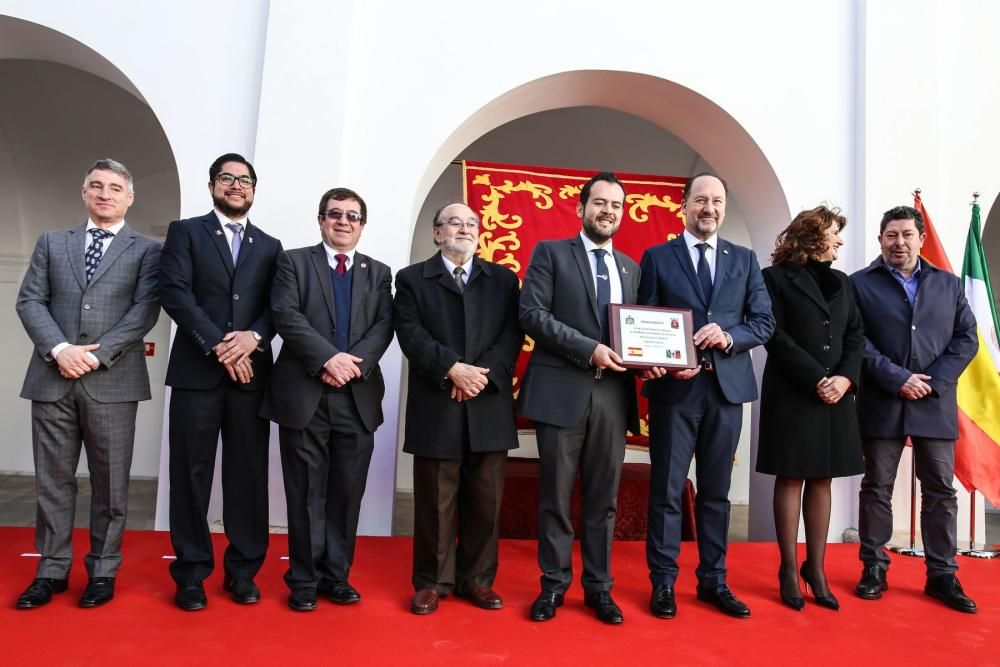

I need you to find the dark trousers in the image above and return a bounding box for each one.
[32,384,137,579]
[859,436,958,578]
[535,373,628,595]
[412,451,507,594]
[168,385,270,584]
[279,391,374,592]
[647,372,742,589]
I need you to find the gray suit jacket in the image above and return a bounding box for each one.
[16,223,162,403]
[516,236,641,432]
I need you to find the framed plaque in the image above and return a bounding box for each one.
[609,304,698,370]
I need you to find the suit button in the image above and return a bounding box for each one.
[823,320,830,326]
[80,333,88,339]
[911,325,916,330]
[233,294,240,300]
[822,345,830,351]
[707,311,713,317]
[825,367,831,372]
[83,304,91,310]
[227,321,233,328]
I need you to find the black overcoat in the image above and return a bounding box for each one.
[756,262,864,478]
[394,253,522,459]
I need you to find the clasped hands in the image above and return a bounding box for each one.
[214,331,259,384]
[322,352,364,387]
[898,373,933,401]
[448,361,489,402]
[816,375,851,404]
[55,343,101,379]
[639,323,728,381]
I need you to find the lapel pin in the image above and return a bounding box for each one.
[215,230,223,236]
[723,249,729,254]
[621,267,628,274]
[248,237,254,244]
[360,263,367,269]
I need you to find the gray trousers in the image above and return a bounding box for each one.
[535,373,629,595]
[32,383,137,579]
[858,437,958,578]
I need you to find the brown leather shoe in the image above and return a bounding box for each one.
[411,589,440,615]
[457,586,503,610]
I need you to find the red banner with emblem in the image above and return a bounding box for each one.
[464,161,687,446]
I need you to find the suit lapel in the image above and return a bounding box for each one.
[426,252,464,296]
[66,225,88,289]
[309,243,338,326]
[349,252,371,345]
[87,224,136,286]
[570,237,600,322]
[670,238,706,306]
[203,213,235,277]
[787,265,831,315]
[234,220,259,271]
[708,239,728,306]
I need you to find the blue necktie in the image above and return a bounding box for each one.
[696,242,713,302]
[85,228,113,283]
[593,248,611,344]
[226,222,243,264]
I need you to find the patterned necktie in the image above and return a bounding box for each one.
[593,248,611,344]
[453,266,466,293]
[85,228,114,283]
[696,242,713,302]
[335,254,348,277]
[226,223,243,263]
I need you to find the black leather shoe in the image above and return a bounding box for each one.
[174,582,207,611]
[79,577,115,608]
[288,589,318,612]
[223,576,260,604]
[529,591,563,621]
[696,585,751,618]
[854,564,888,600]
[650,585,676,618]
[925,574,977,614]
[16,577,69,609]
[319,580,361,605]
[584,591,624,624]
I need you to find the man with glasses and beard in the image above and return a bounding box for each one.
[159,153,283,611]
[517,172,641,625]
[393,203,522,615]
[261,187,393,612]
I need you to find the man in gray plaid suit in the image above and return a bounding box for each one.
[14,158,161,609]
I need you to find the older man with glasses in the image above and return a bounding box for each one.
[261,187,394,612]
[159,153,284,611]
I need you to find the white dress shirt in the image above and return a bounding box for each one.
[214,209,248,247]
[440,254,474,287]
[323,244,357,271]
[579,232,624,305]
[682,228,719,282]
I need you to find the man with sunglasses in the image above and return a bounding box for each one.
[261,187,393,611]
[159,153,283,611]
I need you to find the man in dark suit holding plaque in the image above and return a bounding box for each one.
[394,202,522,615]
[16,159,161,609]
[638,172,774,619]
[261,187,393,612]
[517,172,640,625]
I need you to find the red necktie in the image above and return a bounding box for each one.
[335,254,348,276]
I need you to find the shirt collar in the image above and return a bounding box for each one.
[880,256,922,279]
[579,231,614,256]
[86,219,125,236]
[323,243,356,268]
[214,209,248,228]
[683,228,717,251]
[440,253,474,277]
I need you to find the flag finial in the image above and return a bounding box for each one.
[914,187,922,196]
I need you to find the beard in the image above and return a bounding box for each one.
[213,192,252,219]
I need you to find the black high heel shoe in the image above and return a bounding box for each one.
[778,568,804,611]
[800,561,840,611]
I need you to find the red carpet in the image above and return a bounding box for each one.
[0,527,996,665]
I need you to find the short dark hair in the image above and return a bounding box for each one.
[579,172,626,207]
[771,205,846,267]
[682,172,728,202]
[209,153,257,186]
[879,205,924,234]
[318,187,367,222]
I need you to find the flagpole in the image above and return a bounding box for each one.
[889,442,924,557]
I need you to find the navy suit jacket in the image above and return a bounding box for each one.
[638,235,774,404]
[159,211,283,392]
[850,257,978,439]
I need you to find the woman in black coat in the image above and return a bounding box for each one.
[756,205,864,611]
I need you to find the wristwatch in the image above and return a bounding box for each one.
[251,331,264,351]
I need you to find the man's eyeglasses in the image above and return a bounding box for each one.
[437,218,480,230]
[323,209,364,224]
[215,173,256,188]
